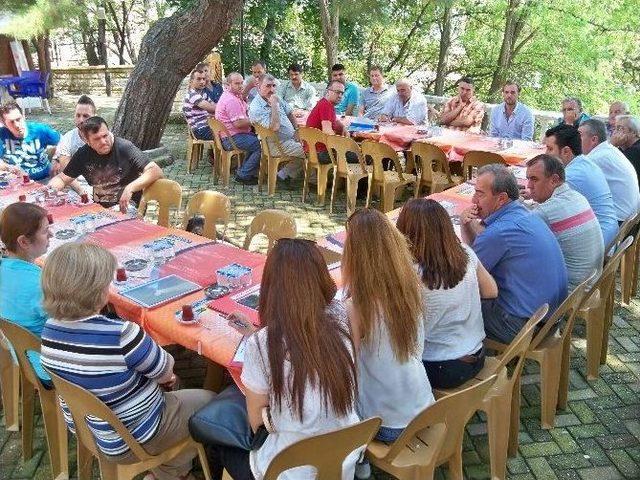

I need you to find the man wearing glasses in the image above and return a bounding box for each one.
[557,97,590,127]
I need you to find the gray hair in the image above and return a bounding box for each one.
[477,164,519,200]
[396,78,413,88]
[610,101,630,114]
[562,97,583,111]
[226,72,243,83]
[580,118,608,144]
[526,154,566,182]
[616,115,640,136]
[258,74,276,85]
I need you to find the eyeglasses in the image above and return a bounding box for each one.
[329,89,345,95]
[614,125,630,132]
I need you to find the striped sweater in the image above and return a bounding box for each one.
[40,315,172,456]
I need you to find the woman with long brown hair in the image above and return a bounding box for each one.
[342,208,434,447]
[397,198,498,389]
[216,238,360,480]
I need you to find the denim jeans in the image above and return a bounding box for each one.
[423,348,485,389]
[206,445,253,480]
[222,133,261,180]
[481,299,529,344]
[192,125,214,140]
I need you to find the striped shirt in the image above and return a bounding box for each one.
[40,315,172,456]
[532,183,604,291]
[183,88,211,131]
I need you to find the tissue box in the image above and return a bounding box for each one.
[216,263,253,289]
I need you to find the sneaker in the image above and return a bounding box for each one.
[354,459,371,479]
[235,175,258,185]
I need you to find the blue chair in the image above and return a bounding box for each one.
[7,70,51,114]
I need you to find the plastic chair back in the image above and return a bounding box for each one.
[253,122,287,158]
[462,150,506,180]
[0,319,44,390]
[361,140,404,182]
[411,142,451,183]
[138,179,182,227]
[585,236,633,308]
[298,126,328,168]
[324,134,367,175]
[209,118,240,152]
[605,212,638,259]
[182,191,231,241]
[243,209,297,253]
[263,417,381,480]
[0,329,20,431]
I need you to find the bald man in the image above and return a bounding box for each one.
[607,101,630,138]
[379,79,428,125]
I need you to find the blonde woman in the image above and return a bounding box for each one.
[40,243,215,480]
[342,208,434,446]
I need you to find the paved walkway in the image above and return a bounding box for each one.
[0,95,638,479]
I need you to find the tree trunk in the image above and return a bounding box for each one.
[259,13,277,66]
[318,0,339,79]
[79,16,101,65]
[112,0,242,149]
[21,40,35,70]
[434,1,452,96]
[34,32,53,97]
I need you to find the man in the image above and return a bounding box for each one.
[439,76,484,132]
[545,124,618,246]
[606,101,629,137]
[379,78,427,125]
[249,74,304,181]
[49,116,163,212]
[611,115,640,184]
[526,154,603,290]
[331,63,359,116]
[578,118,640,223]
[54,95,96,171]
[277,63,317,112]
[460,164,567,343]
[557,97,589,128]
[0,102,60,180]
[183,66,217,140]
[358,66,394,120]
[489,81,534,140]
[215,72,262,184]
[243,60,271,104]
[196,61,224,104]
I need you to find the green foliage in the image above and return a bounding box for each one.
[0,0,83,39]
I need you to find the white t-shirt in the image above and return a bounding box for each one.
[240,300,361,480]
[356,310,434,429]
[421,245,486,361]
[54,127,85,159]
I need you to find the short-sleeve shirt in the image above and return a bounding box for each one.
[63,136,150,207]
[441,96,485,132]
[204,82,223,103]
[335,82,360,115]
[472,201,568,319]
[0,121,60,180]
[359,85,394,120]
[248,94,295,143]
[382,92,428,125]
[489,102,534,140]
[214,90,250,138]
[306,97,341,152]
[622,139,640,187]
[277,80,317,111]
[54,127,85,159]
[183,88,211,131]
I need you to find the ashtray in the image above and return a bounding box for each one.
[216,263,252,289]
[124,258,149,272]
[204,283,230,300]
[55,229,78,240]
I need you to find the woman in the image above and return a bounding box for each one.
[0,202,51,381]
[341,208,434,443]
[215,238,360,480]
[40,243,215,480]
[397,198,498,389]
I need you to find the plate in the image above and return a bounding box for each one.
[204,284,230,299]
[124,258,149,272]
[54,229,78,240]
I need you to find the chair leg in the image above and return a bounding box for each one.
[197,444,213,480]
[301,164,310,203]
[585,307,605,380]
[329,172,339,214]
[632,244,640,298]
[448,447,464,480]
[21,377,35,461]
[485,396,509,480]
[186,142,194,173]
[97,457,118,480]
[539,347,562,429]
[365,176,373,208]
[621,245,636,305]
[508,377,521,458]
[382,185,399,213]
[221,154,231,187]
[317,167,329,206]
[40,389,69,479]
[268,160,278,196]
[77,439,94,480]
[557,337,572,410]
[600,289,615,365]
[346,178,359,217]
[0,352,19,431]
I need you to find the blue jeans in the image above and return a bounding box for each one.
[423,348,485,389]
[222,133,261,180]
[192,125,214,140]
[376,426,404,442]
[481,299,528,344]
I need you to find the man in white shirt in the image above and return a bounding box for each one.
[379,79,427,125]
[53,95,95,173]
[578,118,640,222]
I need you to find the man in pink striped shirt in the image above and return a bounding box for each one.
[526,154,604,290]
[215,72,261,184]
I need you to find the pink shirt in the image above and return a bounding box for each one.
[214,89,250,138]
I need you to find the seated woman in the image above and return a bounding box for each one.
[397,198,498,389]
[212,238,360,480]
[341,208,434,444]
[39,243,215,480]
[0,202,51,381]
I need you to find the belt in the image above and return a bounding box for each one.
[458,348,485,364]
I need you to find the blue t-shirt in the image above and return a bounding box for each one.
[0,122,60,180]
[473,201,568,319]
[204,82,224,103]
[336,82,360,115]
[0,257,50,382]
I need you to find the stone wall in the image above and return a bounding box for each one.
[51,65,135,95]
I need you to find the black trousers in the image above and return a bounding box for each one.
[206,445,254,480]
[423,348,485,389]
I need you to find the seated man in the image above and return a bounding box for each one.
[606,101,629,138]
[579,118,640,223]
[358,66,394,120]
[183,66,217,140]
[215,72,262,184]
[243,59,273,104]
[611,115,640,185]
[48,116,163,212]
[545,124,618,246]
[0,102,60,180]
[557,97,589,127]
[249,74,304,181]
[460,164,567,343]
[489,81,534,140]
[277,63,317,112]
[526,154,604,290]
[439,76,484,132]
[331,63,359,116]
[54,95,96,171]
[379,78,427,125]
[196,61,223,104]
